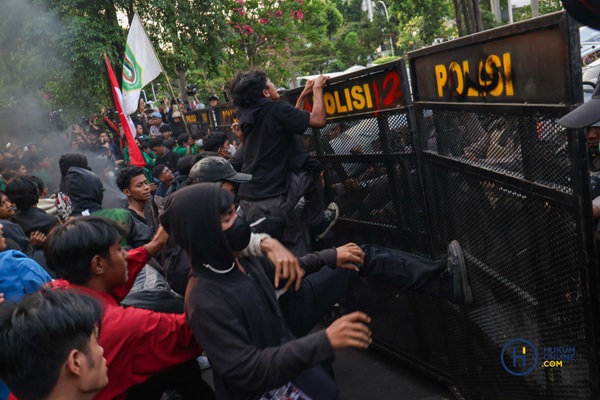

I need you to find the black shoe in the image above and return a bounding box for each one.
[312,202,339,241]
[445,240,473,305]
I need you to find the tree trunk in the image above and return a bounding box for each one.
[453,0,465,36]
[177,67,187,101]
[473,0,484,32]
[465,0,477,34]
[460,0,473,34]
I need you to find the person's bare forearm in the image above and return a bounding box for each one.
[310,88,326,127]
[296,80,315,110]
[296,90,310,110]
[308,75,329,128]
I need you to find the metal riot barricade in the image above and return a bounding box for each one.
[286,11,600,400]
[183,109,211,137]
[210,102,240,146]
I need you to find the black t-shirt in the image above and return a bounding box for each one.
[156,150,180,173]
[237,99,310,200]
[12,207,59,236]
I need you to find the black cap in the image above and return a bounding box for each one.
[190,156,251,183]
[558,73,600,129]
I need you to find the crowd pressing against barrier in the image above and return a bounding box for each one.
[0,70,479,400]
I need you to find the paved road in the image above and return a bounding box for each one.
[333,347,454,400]
[201,345,454,400]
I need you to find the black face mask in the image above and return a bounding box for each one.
[224,216,251,252]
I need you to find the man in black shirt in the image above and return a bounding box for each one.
[230,69,336,256]
[149,137,180,173]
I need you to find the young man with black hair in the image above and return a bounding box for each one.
[159,124,172,141]
[152,164,174,215]
[45,216,203,400]
[149,137,180,173]
[202,132,231,159]
[230,69,337,256]
[164,156,196,198]
[5,176,59,237]
[173,134,199,157]
[116,166,157,236]
[0,289,106,400]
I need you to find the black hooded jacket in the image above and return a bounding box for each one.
[58,153,89,193]
[65,167,104,215]
[160,184,335,399]
[161,183,235,273]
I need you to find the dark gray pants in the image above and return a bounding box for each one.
[239,171,325,256]
[278,244,446,337]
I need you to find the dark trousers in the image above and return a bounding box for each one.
[278,244,446,337]
[239,171,324,257]
[126,358,215,400]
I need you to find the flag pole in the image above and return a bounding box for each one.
[136,14,192,137]
[104,53,145,168]
[160,69,192,137]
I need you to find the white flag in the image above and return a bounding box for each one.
[122,12,162,115]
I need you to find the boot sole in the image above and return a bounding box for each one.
[450,240,473,305]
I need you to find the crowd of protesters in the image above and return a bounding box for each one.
[0,75,474,400]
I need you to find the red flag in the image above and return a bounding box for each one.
[104,54,145,167]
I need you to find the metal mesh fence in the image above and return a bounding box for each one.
[422,160,590,398]
[286,15,599,397]
[306,111,429,254]
[302,97,598,399]
[420,110,572,193]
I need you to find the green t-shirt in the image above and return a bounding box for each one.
[173,145,199,157]
[124,147,156,167]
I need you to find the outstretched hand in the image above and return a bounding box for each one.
[260,237,304,291]
[336,242,364,271]
[326,311,372,350]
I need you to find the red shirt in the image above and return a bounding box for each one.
[47,246,202,400]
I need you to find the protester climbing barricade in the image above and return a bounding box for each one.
[286,11,600,400]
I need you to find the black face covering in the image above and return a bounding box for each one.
[160,183,237,275]
[224,216,251,252]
